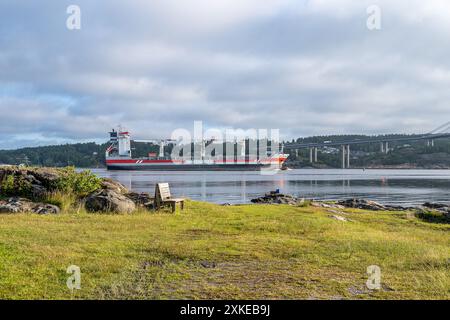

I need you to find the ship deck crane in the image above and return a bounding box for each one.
[132,139,177,158]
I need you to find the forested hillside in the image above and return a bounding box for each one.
[0,142,162,168]
[286,134,450,169]
[1,134,450,168]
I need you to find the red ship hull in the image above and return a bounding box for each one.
[106,158,288,171]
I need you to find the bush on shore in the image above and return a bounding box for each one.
[54,166,102,196]
[0,166,102,212]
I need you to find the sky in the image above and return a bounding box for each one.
[1,0,450,149]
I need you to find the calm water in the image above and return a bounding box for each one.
[90,169,450,205]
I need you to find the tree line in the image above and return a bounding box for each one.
[1,134,450,168]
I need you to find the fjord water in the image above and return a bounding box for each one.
[91,169,450,205]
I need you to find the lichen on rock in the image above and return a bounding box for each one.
[0,197,60,214]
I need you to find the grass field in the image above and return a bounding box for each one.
[0,201,448,300]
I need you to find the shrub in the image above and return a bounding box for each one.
[1,175,15,195]
[55,167,102,196]
[0,174,31,197]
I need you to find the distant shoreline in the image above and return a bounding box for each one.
[83,167,450,171]
[285,165,450,170]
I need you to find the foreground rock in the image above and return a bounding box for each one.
[311,202,345,209]
[84,178,155,213]
[84,189,136,214]
[418,202,450,221]
[125,192,154,210]
[337,198,411,211]
[330,215,350,222]
[422,202,450,212]
[251,190,419,213]
[251,191,303,205]
[0,166,153,214]
[0,167,61,198]
[0,197,60,214]
[100,178,129,194]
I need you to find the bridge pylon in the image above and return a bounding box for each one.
[380,141,389,154]
[341,145,350,169]
[309,147,319,164]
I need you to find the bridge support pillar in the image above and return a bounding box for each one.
[341,145,346,169]
[310,147,318,163]
[346,145,350,168]
[381,142,389,154]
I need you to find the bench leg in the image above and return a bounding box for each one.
[181,201,184,210]
[171,202,176,213]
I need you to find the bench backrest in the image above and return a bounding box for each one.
[156,183,171,201]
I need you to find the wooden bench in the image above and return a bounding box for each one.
[154,183,185,213]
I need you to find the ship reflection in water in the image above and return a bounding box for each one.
[90,168,450,206]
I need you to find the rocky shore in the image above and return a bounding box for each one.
[0,167,153,214]
[250,191,450,222]
[1,167,449,223]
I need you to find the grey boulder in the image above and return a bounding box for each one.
[84,189,136,213]
[251,191,301,205]
[0,197,60,214]
[100,178,129,194]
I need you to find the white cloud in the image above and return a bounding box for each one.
[138,0,295,32]
[1,0,450,148]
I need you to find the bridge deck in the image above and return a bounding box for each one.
[284,133,450,149]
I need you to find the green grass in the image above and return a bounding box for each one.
[0,201,448,300]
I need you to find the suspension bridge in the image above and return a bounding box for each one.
[283,122,450,169]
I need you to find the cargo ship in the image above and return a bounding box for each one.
[105,129,288,171]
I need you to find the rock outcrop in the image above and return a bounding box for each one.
[251,191,417,213]
[0,197,60,214]
[330,215,350,222]
[311,202,345,209]
[125,192,154,210]
[418,202,450,221]
[337,198,410,211]
[0,167,60,198]
[422,202,450,211]
[84,178,156,213]
[84,189,136,214]
[0,167,63,214]
[0,166,151,214]
[251,191,302,205]
[100,178,129,194]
